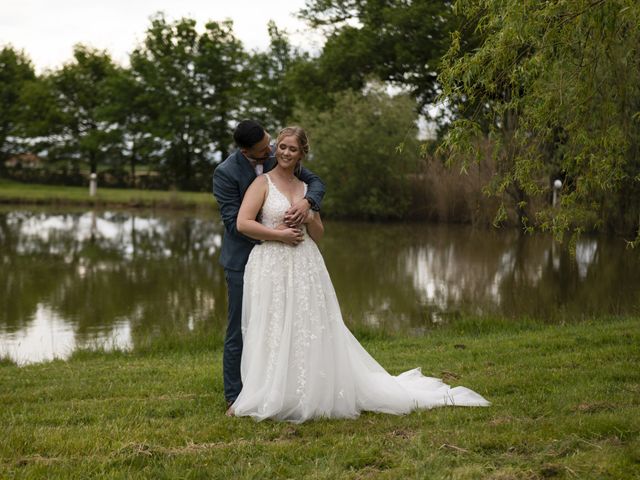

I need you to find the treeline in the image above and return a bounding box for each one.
[1,16,306,191]
[2,1,640,239]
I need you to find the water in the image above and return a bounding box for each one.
[1,207,639,364]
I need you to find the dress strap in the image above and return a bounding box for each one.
[264,173,277,199]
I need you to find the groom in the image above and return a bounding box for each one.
[212,120,325,414]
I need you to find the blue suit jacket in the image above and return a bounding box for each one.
[213,149,325,271]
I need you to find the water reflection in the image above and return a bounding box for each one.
[321,222,640,327]
[1,208,639,364]
[1,303,133,363]
[0,208,227,364]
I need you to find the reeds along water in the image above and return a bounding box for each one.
[409,140,640,237]
[409,149,504,226]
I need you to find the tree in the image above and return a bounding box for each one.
[0,46,36,173]
[438,0,640,245]
[297,0,461,113]
[197,18,250,158]
[130,14,247,189]
[243,22,301,135]
[285,26,372,112]
[44,45,121,174]
[298,85,419,219]
[100,67,156,186]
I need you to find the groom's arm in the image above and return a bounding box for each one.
[285,166,325,226]
[297,166,325,212]
[213,166,259,244]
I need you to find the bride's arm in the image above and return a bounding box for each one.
[237,176,305,245]
[303,210,324,243]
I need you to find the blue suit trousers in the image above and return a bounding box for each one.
[223,268,244,403]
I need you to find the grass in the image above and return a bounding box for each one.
[0,178,215,210]
[1,316,638,478]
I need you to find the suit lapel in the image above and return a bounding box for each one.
[233,151,256,193]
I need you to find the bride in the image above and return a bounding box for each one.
[233,126,489,422]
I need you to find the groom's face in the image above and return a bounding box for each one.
[244,132,272,163]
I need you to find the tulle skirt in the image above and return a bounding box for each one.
[232,238,489,423]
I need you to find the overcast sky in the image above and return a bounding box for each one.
[1,0,323,72]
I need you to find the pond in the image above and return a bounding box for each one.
[1,207,639,364]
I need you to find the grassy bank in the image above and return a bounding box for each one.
[0,179,215,210]
[1,316,639,479]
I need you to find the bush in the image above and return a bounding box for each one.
[298,87,420,220]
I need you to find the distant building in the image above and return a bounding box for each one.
[5,153,43,169]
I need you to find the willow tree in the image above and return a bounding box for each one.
[438,0,640,245]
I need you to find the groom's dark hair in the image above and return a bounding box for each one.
[234,120,265,149]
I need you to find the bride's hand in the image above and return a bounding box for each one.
[278,226,304,246]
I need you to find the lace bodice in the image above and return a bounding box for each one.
[260,174,308,229]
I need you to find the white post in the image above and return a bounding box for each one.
[89,172,97,197]
[552,179,562,207]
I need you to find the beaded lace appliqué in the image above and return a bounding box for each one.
[249,174,327,410]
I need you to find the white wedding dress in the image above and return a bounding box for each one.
[232,174,489,422]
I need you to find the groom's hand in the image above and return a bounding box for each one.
[284,198,311,227]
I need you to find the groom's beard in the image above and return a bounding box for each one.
[256,153,275,164]
[250,153,272,164]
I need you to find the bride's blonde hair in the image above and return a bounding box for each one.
[277,126,310,156]
[276,126,309,176]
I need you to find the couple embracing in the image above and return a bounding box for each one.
[213,120,489,423]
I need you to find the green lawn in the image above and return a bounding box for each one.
[1,316,638,479]
[0,178,215,210]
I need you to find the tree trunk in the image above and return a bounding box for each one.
[89,150,97,174]
[183,141,192,190]
[130,145,136,188]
